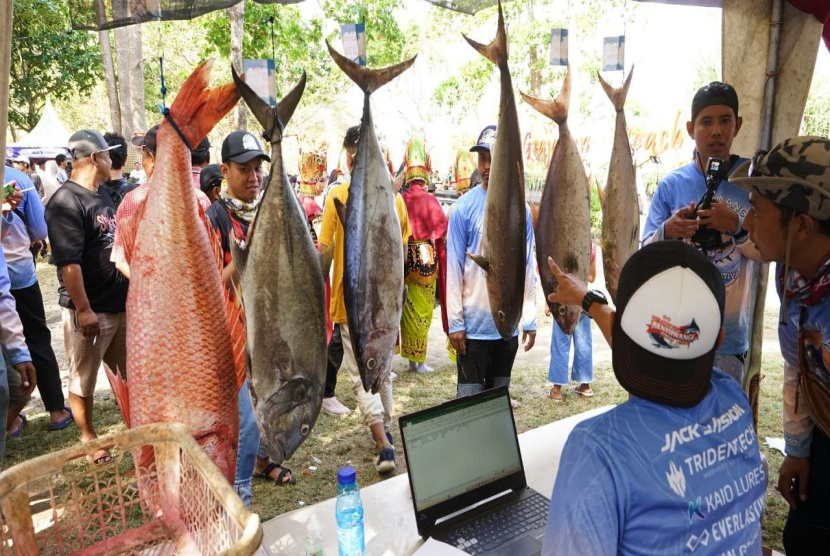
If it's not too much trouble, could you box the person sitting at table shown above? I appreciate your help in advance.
[541,241,764,555]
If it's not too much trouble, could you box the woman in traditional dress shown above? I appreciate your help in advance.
[297,150,327,243]
[399,137,448,373]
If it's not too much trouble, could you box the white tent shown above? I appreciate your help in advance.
[5,100,71,160]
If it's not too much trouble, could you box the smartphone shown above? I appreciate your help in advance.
[2,181,17,200]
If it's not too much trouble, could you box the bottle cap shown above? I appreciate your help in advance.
[337,466,357,485]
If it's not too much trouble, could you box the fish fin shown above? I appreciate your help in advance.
[104,364,130,429]
[463,0,508,69]
[230,236,249,280]
[520,64,570,125]
[333,197,347,227]
[595,180,606,208]
[467,252,490,272]
[166,60,241,149]
[326,41,416,95]
[597,66,634,112]
[320,242,335,278]
[225,280,248,392]
[232,66,306,139]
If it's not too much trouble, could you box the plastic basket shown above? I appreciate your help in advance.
[0,423,262,555]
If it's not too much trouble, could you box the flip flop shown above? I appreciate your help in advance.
[574,384,595,398]
[8,414,26,437]
[549,388,563,403]
[87,449,113,465]
[256,462,294,486]
[47,407,74,431]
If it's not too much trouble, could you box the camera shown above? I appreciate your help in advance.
[689,157,731,250]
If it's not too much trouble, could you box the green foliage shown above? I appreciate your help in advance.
[590,178,602,239]
[801,79,830,137]
[10,0,102,135]
[200,4,335,104]
[322,0,411,67]
[432,58,494,121]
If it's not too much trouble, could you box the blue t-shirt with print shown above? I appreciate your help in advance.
[642,161,755,355]
[542,369,764,556]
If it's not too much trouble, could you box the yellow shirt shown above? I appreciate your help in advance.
[319,181,411,324]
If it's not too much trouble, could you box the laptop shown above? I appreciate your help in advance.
[399,387,549,556]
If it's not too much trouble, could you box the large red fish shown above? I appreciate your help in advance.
[110,61,244,482]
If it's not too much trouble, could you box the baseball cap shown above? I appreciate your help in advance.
[11,154,29,164]
[68,129,119,160]
[200,163,224,193]
[612,241,725,408]
[691,81,739,123]
[470,125,496,153]
[221,130,270,164]
[729,136,830,221]
[131,125,160,154]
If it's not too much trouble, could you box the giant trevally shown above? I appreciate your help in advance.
[111,61,243,482]
[229,68,328,463]
[463,0,528,340]
[598,70,639,303]
[327,43,416,393]
[521,65,591,334]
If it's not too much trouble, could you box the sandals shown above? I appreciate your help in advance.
[86,449,114,465]
[48,407,75,431]
[7,414,26,437]
[574,384,595,397]
[256,462,295,486]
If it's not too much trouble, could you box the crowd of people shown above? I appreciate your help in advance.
[1,77,829,552]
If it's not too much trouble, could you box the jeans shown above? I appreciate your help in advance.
[548,313,593,385]
[234,381,268,506]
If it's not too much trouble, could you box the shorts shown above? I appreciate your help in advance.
[6,357,31,409]
[63,308,127,397]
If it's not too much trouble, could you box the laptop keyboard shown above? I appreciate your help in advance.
[443,491,549,554]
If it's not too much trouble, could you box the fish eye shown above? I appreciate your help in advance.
[367,358,377,370]
[497,310,505,321]
[301,424,310,436]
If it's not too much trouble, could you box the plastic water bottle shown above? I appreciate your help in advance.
[335,466,365,556]
[305,513,324,556]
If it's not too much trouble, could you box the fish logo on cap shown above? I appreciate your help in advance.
[646,315,701,350]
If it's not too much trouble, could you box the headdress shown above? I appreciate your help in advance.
[299,150,327,196]
[404,136,430,186]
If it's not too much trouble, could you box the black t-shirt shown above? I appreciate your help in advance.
[206,199,251,268]
[101,176,138,211]
[45,181,128,313]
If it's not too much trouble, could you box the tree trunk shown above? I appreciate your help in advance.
[526,0,541,97]
[113,25,133,139]
[128,24,146,134]
[1,0,13,184]
[99,29,122,134]
[228,0,246,130]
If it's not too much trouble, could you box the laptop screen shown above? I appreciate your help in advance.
[400,388,523,512]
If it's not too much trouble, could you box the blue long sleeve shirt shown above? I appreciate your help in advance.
[446,185,536,339]
[642,161,755,356]
[1,167,46,290]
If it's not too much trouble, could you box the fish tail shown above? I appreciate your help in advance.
[520,64,570,125]
[104,363,130,429]
[326,42,416,95]
[232,66,306,139]
[166,60,241,148]
[463,0,508,68]
[597,67,634,112]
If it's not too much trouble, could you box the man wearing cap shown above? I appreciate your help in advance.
[129,162,146,185]
[45,130,128,464]
[318,134,411,473]
[199,163,223,204]
[191,137,211,190]
[206,130,297,499]
[542,241,764,555]
[731,136,830,553]
[446,125,537,401]
[112,125,211,279]
[102,132,137,211]
[643,81,757,388]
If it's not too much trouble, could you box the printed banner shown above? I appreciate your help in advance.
[549,28,568,66]
[602,35,625,72]
[242,59,277,107]
[341,23,367,67]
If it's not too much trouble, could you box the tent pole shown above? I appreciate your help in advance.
[0,0,13,187]
[745,0,784,427]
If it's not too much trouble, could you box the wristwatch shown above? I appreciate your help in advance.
[582,290,608,314]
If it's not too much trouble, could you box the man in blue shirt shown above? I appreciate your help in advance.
[446,126,537,400]
[731,136,830,554]
[542,241,764,555]
[642,82,757,386]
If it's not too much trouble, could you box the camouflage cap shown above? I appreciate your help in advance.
[729,136,830,220]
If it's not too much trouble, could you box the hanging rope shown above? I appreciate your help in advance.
[155,12,192,151]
